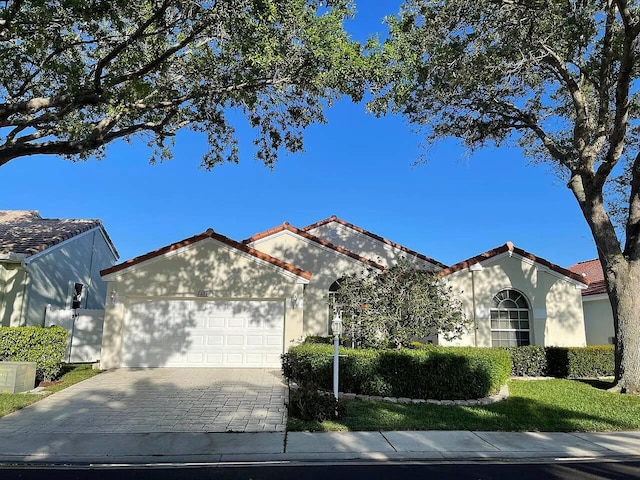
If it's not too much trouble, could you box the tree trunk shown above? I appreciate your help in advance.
[606,259,640,394]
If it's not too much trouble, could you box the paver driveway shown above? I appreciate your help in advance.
[0,368,287,434]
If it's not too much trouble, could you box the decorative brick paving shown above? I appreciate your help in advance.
[0,368,287,434]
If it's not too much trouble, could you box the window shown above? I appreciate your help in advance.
[490,289,531,347]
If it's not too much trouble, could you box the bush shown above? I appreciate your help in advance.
[303,336,334,345]
[0,326,68,381]
[505,346,547,376]
[546,345,614,378]
[283,344,511,400]
[505,345,615,378]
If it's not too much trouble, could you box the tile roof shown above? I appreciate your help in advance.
[0,209,118,258]
[243,222,386,271]
[101,228,312,280]
[568,259,607,297]
[301,215,448,269]
[438,241,589,285]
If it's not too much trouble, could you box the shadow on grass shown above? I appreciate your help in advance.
[288,379,640,433]
[576,378,615,390]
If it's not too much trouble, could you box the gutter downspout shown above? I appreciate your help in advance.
[85,230,97,309]
[469,263,484,347]
[19,259,31,327]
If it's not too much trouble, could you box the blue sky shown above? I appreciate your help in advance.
[0,2,598,268]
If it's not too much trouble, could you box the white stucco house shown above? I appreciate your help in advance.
[99,215,591,369]
[0,210,119,327]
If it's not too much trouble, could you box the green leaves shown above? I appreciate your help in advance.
[335,260,469,349]
[0,0,363,168]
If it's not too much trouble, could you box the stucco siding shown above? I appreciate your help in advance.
[24,228,116,326]
[582,297,615,345]
[0,264,28,327]
[308,223,438,270]
[249,231,372,336]
[100,238,305,368]
[442,254,586,347]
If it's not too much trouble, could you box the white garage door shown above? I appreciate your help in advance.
[122,299,285,368]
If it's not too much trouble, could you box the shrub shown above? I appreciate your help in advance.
[546,346,614,378]
[283,344,511,400]
[505,346,548,376]
[505,345,615,378]
[302,336,334,345]
[0,326,68,381]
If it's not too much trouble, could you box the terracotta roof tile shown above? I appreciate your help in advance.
[101,228,312,280]
[243,222,386,271]
[438,241,589,285]
[301,215,448,269]
[0,209,118,258]
[568,259,608,296]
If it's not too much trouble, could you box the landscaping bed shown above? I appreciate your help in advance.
[0,364,101,417]
[288,378,640,432]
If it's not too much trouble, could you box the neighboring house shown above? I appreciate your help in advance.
[0,210,119,327]
[99,215,590,369]
[568,259,615,345]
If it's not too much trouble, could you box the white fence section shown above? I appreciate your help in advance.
[45,306,104,363]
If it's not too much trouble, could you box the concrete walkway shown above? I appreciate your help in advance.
[0,430,638,464]
[0,368,287,434]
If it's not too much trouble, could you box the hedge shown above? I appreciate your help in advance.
[282,344,511,400]
[0,326,68,381]
[506,345,614,378]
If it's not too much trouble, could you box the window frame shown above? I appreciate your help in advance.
[489,289,532,347]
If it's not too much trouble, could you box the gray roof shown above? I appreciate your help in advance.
[0,210,118,258]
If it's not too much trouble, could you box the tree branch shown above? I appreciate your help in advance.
[93,0,173,93]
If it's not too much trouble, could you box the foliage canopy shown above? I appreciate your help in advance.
[0,0,364,167]
[334,261,468,349]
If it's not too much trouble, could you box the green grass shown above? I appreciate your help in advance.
[0,364,101,416]
[288,379,640,432]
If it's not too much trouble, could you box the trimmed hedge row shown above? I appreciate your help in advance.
[506,345,614,378]
[0,326,68,381]
[282,344,511,400]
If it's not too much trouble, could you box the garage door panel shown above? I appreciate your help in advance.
[123,299,284,368]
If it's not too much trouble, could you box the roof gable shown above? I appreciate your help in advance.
[439,241,589,286]
[101,228,312,281]
[243,222,386,271]
[0,209,118,259]
[302,215,447,270]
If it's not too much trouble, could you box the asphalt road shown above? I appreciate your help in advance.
[2,461,640,480]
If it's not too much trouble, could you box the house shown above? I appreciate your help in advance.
[438,242,588,348]
[0,210,119,327]
[99,216,589,369]
[568,259,615,345]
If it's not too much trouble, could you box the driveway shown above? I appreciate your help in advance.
[0,368,287,434]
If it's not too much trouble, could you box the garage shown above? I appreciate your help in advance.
[99,228,310,369]
[122,299,285,368]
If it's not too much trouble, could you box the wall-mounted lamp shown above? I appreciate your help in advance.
[110,290,117,306]
[291,292,298,309]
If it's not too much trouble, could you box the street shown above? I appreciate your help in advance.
[2,461,640,480]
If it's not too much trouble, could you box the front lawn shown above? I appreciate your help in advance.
[288,378,640,432]
[0,364,101,417]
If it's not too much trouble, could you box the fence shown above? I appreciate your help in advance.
[44,306,104,363]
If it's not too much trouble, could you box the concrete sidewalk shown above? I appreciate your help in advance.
[0,430,638,464]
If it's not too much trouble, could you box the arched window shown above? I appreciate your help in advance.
[490,289,531,346]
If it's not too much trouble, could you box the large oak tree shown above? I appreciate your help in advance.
[0,0,363,167]
[370,0,640,393]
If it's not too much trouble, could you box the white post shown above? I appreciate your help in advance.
[331,311,343,402]
[333,333,339,400]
